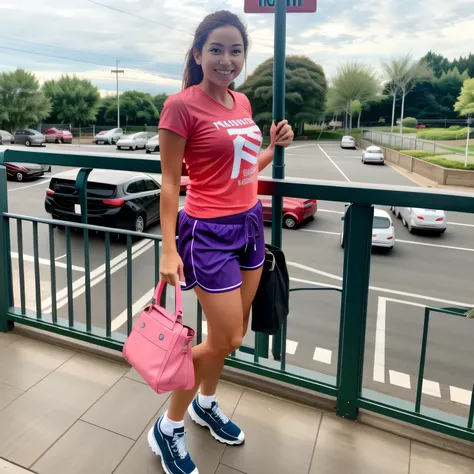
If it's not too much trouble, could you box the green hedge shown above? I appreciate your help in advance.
[399,149,434,158]
[423,156,474,170]
[417,128,468,140]
[448,125,462,131]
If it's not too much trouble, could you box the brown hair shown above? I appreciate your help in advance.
[182,10,249,90]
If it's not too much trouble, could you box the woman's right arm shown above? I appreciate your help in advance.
[158,128,187,286]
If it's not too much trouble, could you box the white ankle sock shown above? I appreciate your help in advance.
[198,393,216,409]
[160,411,184,437]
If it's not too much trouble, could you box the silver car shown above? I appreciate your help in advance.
[116,132,149,151]
[340,135,356,149]
[145,134,160,153]
[362,146,384,165]
[0,130,14,145]
[391,206,447,234]
[93,128,123,145]
[13,129,46,147]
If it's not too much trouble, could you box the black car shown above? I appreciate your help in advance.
[45,169,161,233]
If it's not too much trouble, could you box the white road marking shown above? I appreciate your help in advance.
[111,287,153,331]
[41,238,154,311]
[55,253,67,261]
[7,178,50,192]
[389,370,411,389]
[422,380,441,398]
[10,251,85,272]
[300,228,474,253]
[449,386,472,405]
[448,221,474,228]
[318,209,344,215]
[317,144,351,182]
[286,262,474,307]
[313,347,332,364]
[374,297,387,383]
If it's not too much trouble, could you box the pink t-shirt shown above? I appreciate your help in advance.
[158,85,263,219]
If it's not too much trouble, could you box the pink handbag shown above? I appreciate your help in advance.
[122,281,195,394]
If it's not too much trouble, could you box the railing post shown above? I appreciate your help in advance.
[336,203,373,420]
[0,161,12,332]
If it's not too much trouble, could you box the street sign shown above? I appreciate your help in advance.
[244,0,316,13]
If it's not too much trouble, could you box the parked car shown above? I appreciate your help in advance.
[116,132,149,151]
[5,162,44,182]
[362,145,384,165]
[340,135,356,149]
[390,206,447,234]
[13,129,45,147]
[45,169,161,233]
[0,130,14,145]
[259,196,317,229]
[145,134,160,153]
[44,128,73,144]
[93,128,123,145]
[341,206,395,251]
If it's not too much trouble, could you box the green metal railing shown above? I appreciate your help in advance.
[1,148,474,443]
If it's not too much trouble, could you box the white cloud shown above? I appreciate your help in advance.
[0,0,471,94]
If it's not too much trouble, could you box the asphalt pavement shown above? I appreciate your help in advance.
[3,140,474,418]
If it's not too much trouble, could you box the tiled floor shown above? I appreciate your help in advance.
[1,330,474,474]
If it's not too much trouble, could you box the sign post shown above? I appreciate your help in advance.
[245,0,317,360]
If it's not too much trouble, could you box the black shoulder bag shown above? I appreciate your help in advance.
[251,244,290,335]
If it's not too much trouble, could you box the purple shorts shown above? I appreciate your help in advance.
[177,201,265,293]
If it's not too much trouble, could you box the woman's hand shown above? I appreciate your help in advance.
[159,250,184,286]
[269,120,294,148]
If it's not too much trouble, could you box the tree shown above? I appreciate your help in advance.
[43,74,101,126]
[238,55,327,135]
[153,93,168,116]
[384,54,434,134]
[329,61,381,132]
[421,51,451,78]
[104,90,159,126]
[454,78,474,167]
[0,69,51,132]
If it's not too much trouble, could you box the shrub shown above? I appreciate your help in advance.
[423,157,474,170]
[448,125,461,131]
[402,117,418,128]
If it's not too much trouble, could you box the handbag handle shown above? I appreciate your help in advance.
[152,280,183,320]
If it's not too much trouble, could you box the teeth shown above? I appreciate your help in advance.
[216,70,232,75]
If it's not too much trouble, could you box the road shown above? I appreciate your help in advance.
[3,140,474,418]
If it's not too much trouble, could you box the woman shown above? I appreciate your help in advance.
[148,10,294,474]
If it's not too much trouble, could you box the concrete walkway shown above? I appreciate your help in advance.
[1,330,474,474]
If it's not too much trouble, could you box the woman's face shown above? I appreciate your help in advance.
[195,25,246,88]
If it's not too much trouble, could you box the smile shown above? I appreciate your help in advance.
[215,70,234,75]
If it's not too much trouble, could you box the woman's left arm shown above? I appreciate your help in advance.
[257,120,294,172]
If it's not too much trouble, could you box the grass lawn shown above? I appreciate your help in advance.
[440,144,474,155]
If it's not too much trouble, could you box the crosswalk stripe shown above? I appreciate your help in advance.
[449,386,472,405]
[389,370,411,389]
[313,347,332,364]
[422,379,441,398]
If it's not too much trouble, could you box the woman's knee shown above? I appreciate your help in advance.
[209,333,242,357]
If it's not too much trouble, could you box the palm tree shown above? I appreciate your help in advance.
[382,54,433,134]
[329,61,381,133]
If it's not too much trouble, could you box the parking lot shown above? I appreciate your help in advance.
[3,140,474,418]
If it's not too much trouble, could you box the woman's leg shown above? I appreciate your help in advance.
[167,286,244,422]
[199,266,263,396]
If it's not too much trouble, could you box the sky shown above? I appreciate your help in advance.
[0,0,472,97]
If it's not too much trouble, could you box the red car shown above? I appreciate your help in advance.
[6,162,44,182]
[259,196,317,228]
[44,128,73,144]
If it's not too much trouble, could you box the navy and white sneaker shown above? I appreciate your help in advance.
[148,414,198,474]
[187,395,245,445]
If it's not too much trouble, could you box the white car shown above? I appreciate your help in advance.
[116,132,149,151]
[391,206,447,234]
[145,134,160,154]
[93,128,123,145]
[340,135,356,149]
[362,145,384,165]
[341,207,395,251]
[0,130,14,145]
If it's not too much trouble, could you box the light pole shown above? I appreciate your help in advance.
[111,59,124,128]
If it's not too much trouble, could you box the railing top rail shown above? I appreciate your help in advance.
[2,149,474,213]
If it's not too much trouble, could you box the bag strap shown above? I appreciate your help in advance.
[152,280,183,321]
